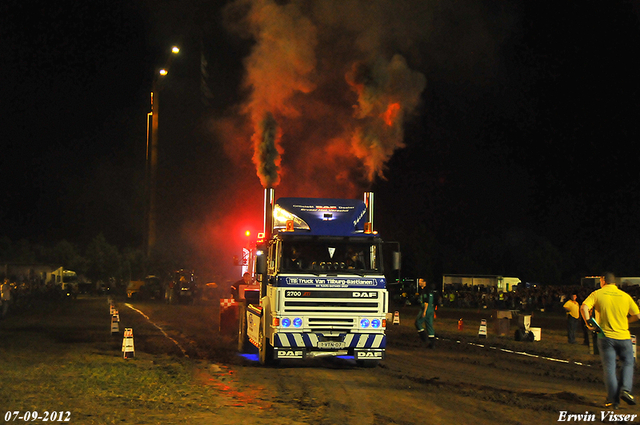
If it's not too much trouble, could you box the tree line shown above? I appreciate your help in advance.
[0,234,147,286]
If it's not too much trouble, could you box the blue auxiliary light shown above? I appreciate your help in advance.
[238,353,259,362]
[282,318,291,328]
[360,318,370,328]
[371,319,381,329]
[336,355,355,360]
[293,317,303,328]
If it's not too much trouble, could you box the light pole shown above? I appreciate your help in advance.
[145,46,180,259]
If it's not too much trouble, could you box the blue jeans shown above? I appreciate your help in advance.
[597,336,635,404]
[567,316,579,343]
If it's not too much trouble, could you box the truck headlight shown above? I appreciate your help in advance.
[371,319,381,329]
[293,317,303,328]
[282,318,291,327]
[360,318,370,328]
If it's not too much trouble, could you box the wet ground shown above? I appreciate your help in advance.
[3,296,640,424]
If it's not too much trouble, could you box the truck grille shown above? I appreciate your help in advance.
[280,289,384,331]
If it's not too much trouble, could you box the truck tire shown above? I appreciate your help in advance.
[515,329,523,341]
[356,360,379,368]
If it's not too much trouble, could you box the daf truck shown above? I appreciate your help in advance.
[238,190,389,367]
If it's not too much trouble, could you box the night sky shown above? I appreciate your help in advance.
[2,1,640,283]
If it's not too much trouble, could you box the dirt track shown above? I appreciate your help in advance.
[4,296,640,424]
[117,298,640,425]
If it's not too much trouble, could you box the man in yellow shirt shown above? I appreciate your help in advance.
[581,273,640,409]
[563,293,580,344]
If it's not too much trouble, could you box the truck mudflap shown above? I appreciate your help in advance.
[274,348,306,359]
[353,349,385,360]
[273,332,386,349]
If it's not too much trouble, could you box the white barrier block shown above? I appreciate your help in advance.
[530,327,541,341]
[110,314,119,334]
[478,319,487,338]
[122,328,135,358]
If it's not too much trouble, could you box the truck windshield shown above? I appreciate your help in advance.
[280,239,381,273]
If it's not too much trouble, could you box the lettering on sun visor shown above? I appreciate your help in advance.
[284,277,382,287]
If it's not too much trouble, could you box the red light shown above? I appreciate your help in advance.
[245,230,251,237]
[364,222,372,234]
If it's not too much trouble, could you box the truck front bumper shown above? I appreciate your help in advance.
[273,347,384,360]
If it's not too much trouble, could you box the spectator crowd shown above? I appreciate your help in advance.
[0,275,86,320]
[441,283,640,314]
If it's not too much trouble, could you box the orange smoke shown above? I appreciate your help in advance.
[382,103,401,127]
[222,0,426,193]
[345,55,426,181]
[238,0,317,188]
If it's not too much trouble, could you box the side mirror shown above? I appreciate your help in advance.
[256,250,266,276]
[393,251,401,271]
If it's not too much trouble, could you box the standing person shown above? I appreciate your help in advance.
[581,272,640,408]
[579,293,591,346]
[1,278,11,318]
[231,272,252,301]
[415,278,436,348]
[563,293,580,344]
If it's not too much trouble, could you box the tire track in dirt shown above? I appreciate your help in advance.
[124,300,627,424]
[273,365,376,425]
[383,339,605,416]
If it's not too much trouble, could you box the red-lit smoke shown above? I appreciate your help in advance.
[346,55,426,181]
[222,0,427,195]
[189,0,508,283]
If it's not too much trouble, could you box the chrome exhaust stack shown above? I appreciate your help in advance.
[263,188,275,241]
[364,192,374,233]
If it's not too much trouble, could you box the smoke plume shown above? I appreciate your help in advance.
[189,0,513,283]
[253,112,282,187]
[346,54,426,180]
[222,0,427,195]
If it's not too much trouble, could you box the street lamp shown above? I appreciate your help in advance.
[145,45,180,258]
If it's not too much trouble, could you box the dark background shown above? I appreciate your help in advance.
[2,1,639,285]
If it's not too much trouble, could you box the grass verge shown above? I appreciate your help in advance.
[0,297,229,424]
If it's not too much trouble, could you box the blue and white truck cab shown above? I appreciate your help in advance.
[239,191,389,366]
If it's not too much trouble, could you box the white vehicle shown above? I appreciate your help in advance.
[48,268,78,290]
